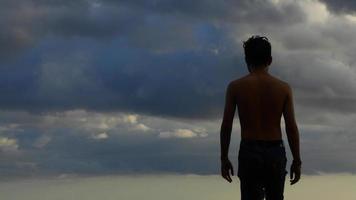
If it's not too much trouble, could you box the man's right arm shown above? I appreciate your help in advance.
[282,83,301,185]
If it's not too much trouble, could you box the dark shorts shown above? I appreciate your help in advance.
[237,139,288,200]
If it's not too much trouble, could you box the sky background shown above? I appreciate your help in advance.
[1,0,356,180]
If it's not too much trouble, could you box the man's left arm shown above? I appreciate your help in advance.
[220,82,236,183]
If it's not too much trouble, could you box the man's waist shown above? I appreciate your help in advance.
[240,138,284,148]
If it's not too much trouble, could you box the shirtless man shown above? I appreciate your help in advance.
[220,36,301,200]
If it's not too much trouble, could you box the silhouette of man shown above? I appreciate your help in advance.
[220,35,301,200]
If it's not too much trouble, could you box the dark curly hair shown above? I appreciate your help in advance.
[243,35,272,68]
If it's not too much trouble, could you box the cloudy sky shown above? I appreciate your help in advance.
[0,0,356,179]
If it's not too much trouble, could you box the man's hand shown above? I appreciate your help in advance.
[290,160,301,185]
[221,158,234,183]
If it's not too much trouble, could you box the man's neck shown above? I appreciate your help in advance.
[249,66,269,75]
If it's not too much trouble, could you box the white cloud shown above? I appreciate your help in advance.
[33,135,51,148]
[159,128,208,138]
[123,114,138,124]
[0,137,19,152]
[17,110,153,134]
[345,14,356,23]
[132,123,151,132]
[299,0,329,24]
[91,132,109,140]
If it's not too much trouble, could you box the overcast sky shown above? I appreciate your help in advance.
[0,0,356,178]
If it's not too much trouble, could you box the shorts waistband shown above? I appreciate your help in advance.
[240,139,284,147]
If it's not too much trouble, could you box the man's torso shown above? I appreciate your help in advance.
[230,72,289,140]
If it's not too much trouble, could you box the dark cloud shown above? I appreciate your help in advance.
[0,35,243,118]
[0,0,309,119]
[320,0,356,13]
[0,0,306,56]
[0,0,245,119]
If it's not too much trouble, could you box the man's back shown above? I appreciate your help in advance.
[231,71,289,140]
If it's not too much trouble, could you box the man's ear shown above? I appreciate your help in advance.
[245,57,252,72]
[247,65,252,73]
[268,56,272,66]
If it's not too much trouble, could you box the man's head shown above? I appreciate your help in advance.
[243,35,272,69]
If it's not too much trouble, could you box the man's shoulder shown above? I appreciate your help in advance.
[226,77,244,91]
[270,75,290,87]
[228,75,250,85]
[228,74,291,93]
[229,74,284,85]
[269,76,292,96]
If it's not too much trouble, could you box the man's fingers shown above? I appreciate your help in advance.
[289,163,302,185]
[227,165,234,182]
[221,161,234,183]
[290,170,301,185]
[221,169,232,183]
[226,173,232,182]
[224,170,232,182]
[222,173,232,183]
[290,176,300,185]
[290,170,294,180]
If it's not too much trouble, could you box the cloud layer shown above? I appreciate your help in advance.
[0,0,356,177]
